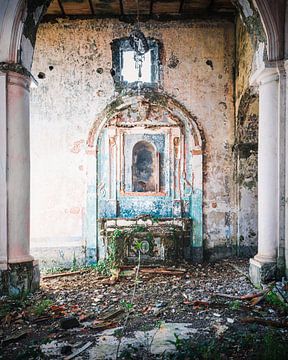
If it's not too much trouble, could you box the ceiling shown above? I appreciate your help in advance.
[44,0,236,20]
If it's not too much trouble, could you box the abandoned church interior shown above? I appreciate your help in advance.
[0,0,288,358]
[1,0,287,288]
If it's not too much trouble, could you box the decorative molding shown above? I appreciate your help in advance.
[9,0,25,63]
[0,0,26,63]
[254,0,285,61]
[250,63,279,86]
[0,61,31,77]
[7,71,31,91]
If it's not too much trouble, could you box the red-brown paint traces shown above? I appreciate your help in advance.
[71,140,85,153]
[70,207,81,214]
[192,149,202,155]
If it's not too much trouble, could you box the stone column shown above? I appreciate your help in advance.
[285,60,288,279]
[249,66,279,285]
[0,70,39,295]
[0,72,8,271]
[277,61,287,275]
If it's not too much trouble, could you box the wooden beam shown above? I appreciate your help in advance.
[57,0,65,16]
[119,0,124,16]
[150,0,154,15]
[207,0,214,11]
[42,12,236,23]
[179,0,185,14]
[88,0,95,15]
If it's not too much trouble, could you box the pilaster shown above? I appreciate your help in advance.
[277,60,287,275]
[0,68,39,295]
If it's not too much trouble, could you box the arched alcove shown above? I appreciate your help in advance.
[86,91,204,264]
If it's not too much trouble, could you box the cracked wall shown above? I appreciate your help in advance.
[30,18,236,267]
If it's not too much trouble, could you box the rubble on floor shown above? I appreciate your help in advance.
[0,260,287,359]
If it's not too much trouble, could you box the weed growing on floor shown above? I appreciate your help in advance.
[229,299,241,310]
[71,251,78,271]
[95,229,122,276]
[15,346,46,360]
[115,239,142,359]
[0,292,30,318]
[33,299,53,316]
[265,291,288,313]
[258,331,287,360]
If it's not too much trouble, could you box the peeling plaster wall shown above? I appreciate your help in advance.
[235,17,254,114]
[30,18,236,267]
[235,16,258,256]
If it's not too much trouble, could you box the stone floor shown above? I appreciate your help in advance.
[0,259,287,359]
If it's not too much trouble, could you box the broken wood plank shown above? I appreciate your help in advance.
[33,315,52,324]
[64,341,93,360]
[240,317,288,328]
[42,270,89,280]
[100,308,125,321]
[213,291,266,300]
[3,330,29,344]
[140,267,186,276]
[183,300,209,308]
[249,289,271,306]
[90,320,118,331]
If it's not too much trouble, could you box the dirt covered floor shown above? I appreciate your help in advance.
[0,260,287,359]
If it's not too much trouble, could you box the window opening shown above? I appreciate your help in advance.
[122,49,152,83]
[111,38,160,90]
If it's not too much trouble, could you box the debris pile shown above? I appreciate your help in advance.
[0,260,287,359]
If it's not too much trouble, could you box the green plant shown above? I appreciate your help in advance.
[33,299,53,316]
[16,346,46,360]
[115,235,142,359]
[0,292,30,318]
[71,251,78,271]
[165,336,221,360]
[95,229,122,276]
[168,333,185,352]
[265,291,288,313]
[120,299,134,311]
[229,299,241,310]
[257,331,287,360]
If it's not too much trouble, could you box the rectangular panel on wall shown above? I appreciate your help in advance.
[46,0,63,14]
[182,0,211,13]
[91,0,121,16]
[122,0,150,14]
[153,0,180,14]
[61,0,91,14]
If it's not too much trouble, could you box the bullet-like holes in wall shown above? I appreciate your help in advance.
[38,72,46,79]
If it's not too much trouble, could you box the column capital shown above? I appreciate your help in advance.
[0,62,31,77]
[0,63,37,89]
[250,64,279,86]
[7,71,31,91]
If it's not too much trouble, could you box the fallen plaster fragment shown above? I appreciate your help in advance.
[88,323,197,359]
[65,341,93,360]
